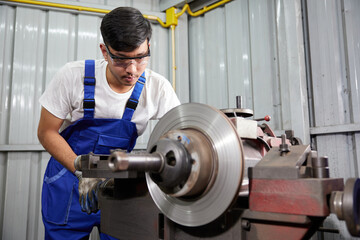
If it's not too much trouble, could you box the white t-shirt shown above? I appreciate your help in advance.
[39,59,180,135]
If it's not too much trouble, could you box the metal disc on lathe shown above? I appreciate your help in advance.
[146,103,244,227]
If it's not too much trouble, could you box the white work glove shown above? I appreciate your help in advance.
[78,177,105,214]
[74,155,114,214]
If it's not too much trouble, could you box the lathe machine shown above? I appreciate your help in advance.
[78,101,360,240]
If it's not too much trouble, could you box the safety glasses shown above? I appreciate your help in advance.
[104,44,150,68]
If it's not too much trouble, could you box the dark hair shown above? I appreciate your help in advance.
[100,7,152,52]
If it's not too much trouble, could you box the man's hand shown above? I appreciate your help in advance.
[78,176,113,214]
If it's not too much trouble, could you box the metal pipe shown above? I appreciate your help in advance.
[5,0,110,13]
[0,0,105,16]
[143,14,168,28]
[108,151,164,172]
[4,0,167,23]
[171,24,176,91]
[175,0,233,18]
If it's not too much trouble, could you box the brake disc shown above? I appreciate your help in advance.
[146,103,244,226]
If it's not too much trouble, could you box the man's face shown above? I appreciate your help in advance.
[101,40,149,89]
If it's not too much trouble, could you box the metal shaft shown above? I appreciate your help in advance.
[236,96,243,109]
[108,151,164,172]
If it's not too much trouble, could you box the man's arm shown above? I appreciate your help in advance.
[37,107,77,173]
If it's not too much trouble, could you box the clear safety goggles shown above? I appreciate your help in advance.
[104,44,150,68]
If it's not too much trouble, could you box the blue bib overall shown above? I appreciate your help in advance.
[41,60,145,240]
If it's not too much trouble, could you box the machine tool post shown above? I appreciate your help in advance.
[108,151,164,172]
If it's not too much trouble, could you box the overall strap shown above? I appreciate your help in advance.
[83,60,96,119]
[122,72,146,121]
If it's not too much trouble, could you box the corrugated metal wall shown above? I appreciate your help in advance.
[189,0,310,144]
[306,0,360,239]
[0,0,359,239]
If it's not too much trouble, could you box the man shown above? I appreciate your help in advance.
[37,7,180,239]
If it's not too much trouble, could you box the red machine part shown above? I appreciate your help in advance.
[249,178,344,216]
